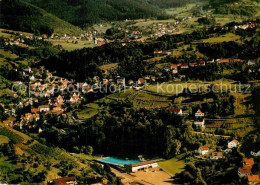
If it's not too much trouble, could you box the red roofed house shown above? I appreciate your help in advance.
[210,152,223,160]
[230,59,244,63]
[248,175,260,185]
[56,95,64,104]
[31,108,40,113]
[228,139,240,148]
[198,145,209,155]
[3,117,16,127]
[154,50,163,54]
[189,62,197,67]
[238,167,251,177]
[171,64,178,74]
[198,61,206,66]
[169,108,183,115]
[137,78,145,85]
[217,59,230,63]
[243,158,254,168]
[53,176,77,185]
[98,41,106,46]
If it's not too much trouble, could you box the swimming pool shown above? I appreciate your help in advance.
[98,157,141,166]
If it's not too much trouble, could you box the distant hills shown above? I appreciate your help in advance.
[0,0,83,35]
[24,0,165,28]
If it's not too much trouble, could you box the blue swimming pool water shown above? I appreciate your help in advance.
[98,157,141,166]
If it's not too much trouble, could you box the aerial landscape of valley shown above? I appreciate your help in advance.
[0,0,259,184]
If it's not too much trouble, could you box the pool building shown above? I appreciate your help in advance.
[97,157,158,172]
[125,161,158,172]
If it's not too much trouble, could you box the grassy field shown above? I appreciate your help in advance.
[47,39,95,51]
[201,33,242,44]
[99,63,118,71]
[0,135,10,144]
[71,153,101,160]
[158,157,185,176]
[77,107,99,119]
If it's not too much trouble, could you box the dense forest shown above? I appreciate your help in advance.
[37,101,199,158]
[24,0,164,27]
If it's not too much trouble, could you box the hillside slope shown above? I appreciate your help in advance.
[24,0,164,28]
[0,0,83,35]
[0,125,119,184]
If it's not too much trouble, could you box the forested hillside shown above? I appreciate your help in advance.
[24,0,164,28]
[208,0,259,17]
[148,0,199,8]
[0,0,82,35]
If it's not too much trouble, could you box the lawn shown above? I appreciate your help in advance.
[158,158,185,176]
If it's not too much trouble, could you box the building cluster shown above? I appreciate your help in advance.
[238,158,260,184]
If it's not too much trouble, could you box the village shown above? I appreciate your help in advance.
[0,8,259,184]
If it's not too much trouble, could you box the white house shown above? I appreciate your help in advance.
[228,139,239,149]
[251,150,260,157]
[198,145,209,155]
[195,109,204,117]
[194,118,205,128]
[126,161,158,172]
[30,75,35,81]
[39,105,50,112]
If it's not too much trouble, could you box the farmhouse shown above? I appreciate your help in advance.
[198,145,209,155]
[125,161,158,172]
[228,139,239,148]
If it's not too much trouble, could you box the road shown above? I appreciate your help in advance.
[111,167,153,185]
